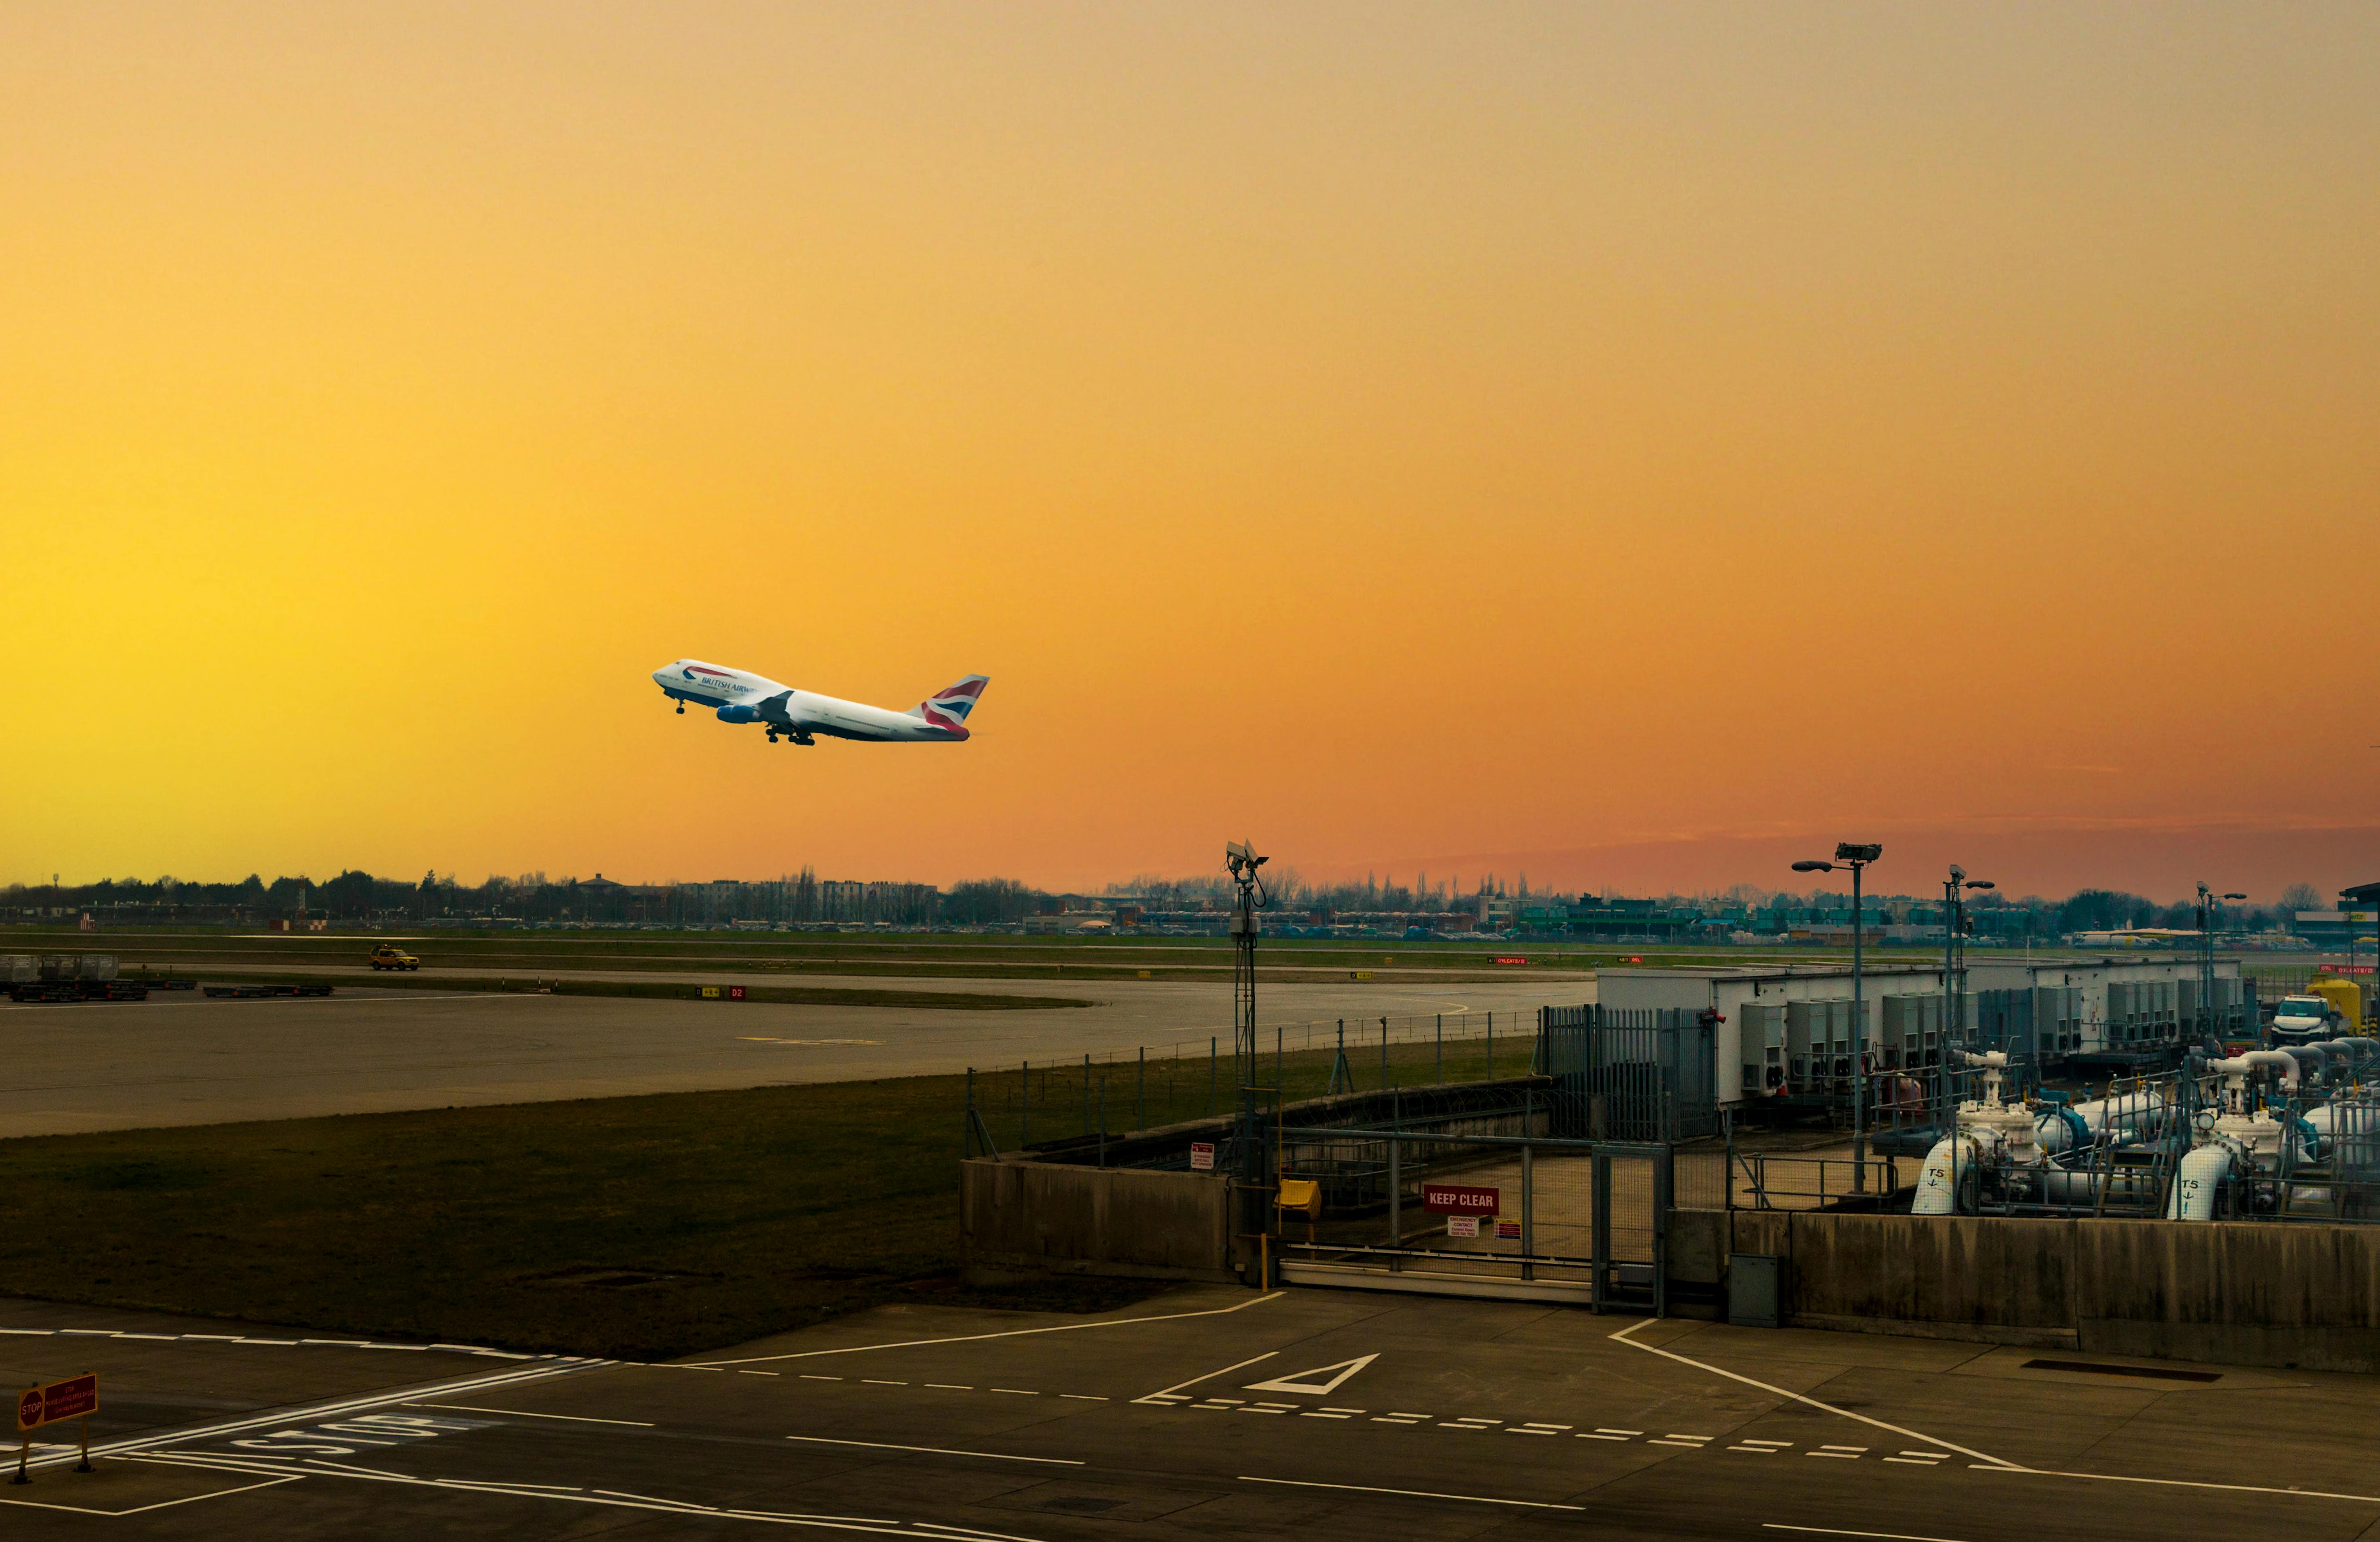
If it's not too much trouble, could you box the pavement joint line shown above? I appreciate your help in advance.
[785,1435,1082,1465]
[22,1356,608,1471]
[1240,1475,1587,1510]
[692,1289,1286,1367]
[1609,1318,2023,1471]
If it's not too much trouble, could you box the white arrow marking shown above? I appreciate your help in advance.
[1243,1354,1379,1397]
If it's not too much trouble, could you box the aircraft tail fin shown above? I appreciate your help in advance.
[910,674,989,735]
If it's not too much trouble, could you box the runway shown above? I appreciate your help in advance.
[0,977,1582,1137]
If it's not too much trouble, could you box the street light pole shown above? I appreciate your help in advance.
[1795,843,1882,1191]
[2196,883,2247,1048]
[1852,856,1865,1183]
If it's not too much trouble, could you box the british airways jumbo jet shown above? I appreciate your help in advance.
[652,659,988,745]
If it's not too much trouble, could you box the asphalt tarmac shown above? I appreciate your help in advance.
[4,1286,2366,1541]
[0,977,1575,1137]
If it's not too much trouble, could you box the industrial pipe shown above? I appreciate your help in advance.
[2165,1143,2237,1221]
[2207,1050,2300,1099]
[1913,1134,1987,1215]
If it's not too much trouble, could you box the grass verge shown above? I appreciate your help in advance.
[0,1072,1152,1361]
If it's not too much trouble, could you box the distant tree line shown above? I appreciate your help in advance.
[0,868,2341,934]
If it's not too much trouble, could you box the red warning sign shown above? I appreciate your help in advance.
[1423,1184,1500,1214]
[16,1373,97,1431]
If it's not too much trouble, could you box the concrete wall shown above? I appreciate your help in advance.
[1720,1209,2380,1370]
[962,1158,1237,1287]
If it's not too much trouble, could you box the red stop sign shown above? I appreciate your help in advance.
[16,1388,40,1431]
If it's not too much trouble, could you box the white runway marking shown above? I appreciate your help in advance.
[784,1435,1081,1466]
[1240,1475,1584,1510]
[1244,1353,1378,1397]
[1134,1350,1279,1404]
[0,1472,305,1517]
[407,1403,653,1427]
[21,1357,607,1473]
[1764,1527,1970,1542]
[694,1291,1285,1368]
[1608,1319,2019,1470]
[136,1450,1054,1537]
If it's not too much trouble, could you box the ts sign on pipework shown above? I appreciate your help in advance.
[1423,1184,1499,1214]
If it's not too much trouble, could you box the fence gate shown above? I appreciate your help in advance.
[1272,1126,1677,1313]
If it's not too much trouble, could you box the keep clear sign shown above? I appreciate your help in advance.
[1189,1142,1215,1171]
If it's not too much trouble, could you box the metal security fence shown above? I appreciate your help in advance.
[1541,1005,1719,1142]
[1273,1123,1716,1313]
[964,1005,1570,1157]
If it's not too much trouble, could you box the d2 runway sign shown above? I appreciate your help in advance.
[1422,1184,1499,1214]
[16,1373,98,1431]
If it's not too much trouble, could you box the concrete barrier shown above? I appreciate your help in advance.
[1721,1209,2380,1371]
[962,1157,1237,1287]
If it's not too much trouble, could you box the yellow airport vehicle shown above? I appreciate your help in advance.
[2308,974,2363,1032]
[369,944,421,972]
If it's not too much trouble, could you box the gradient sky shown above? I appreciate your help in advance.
[6,4,2376,903]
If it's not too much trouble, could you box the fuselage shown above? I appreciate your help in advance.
[651,659,978,743]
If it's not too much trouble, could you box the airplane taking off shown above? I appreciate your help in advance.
[651,658,988,745]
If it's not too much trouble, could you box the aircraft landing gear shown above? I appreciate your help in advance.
[674,703,684,715]
[765,731,778,743]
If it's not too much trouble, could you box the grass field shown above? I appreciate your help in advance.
[0,1033,1542,1360]
[113,968,1095,1011]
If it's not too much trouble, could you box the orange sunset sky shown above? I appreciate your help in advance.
[5,4,2376,903]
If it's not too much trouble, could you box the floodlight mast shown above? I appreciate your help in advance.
[1226,840,1272,1281]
